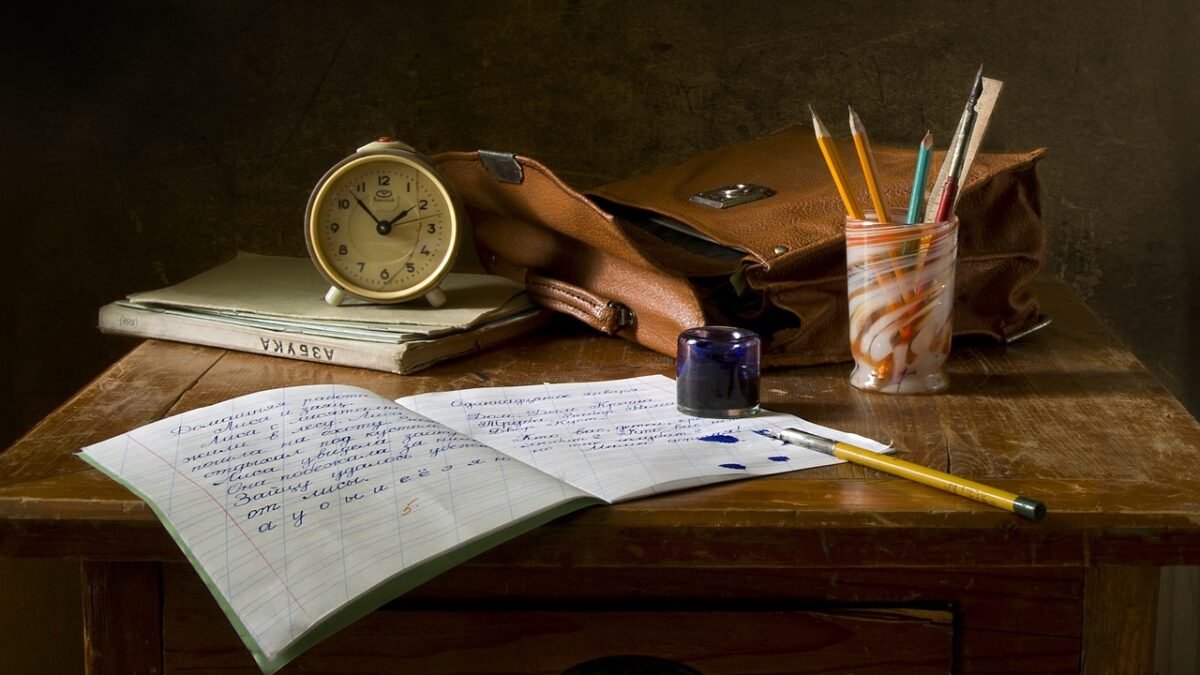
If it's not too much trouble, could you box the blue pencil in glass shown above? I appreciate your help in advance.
[906,131,933,224]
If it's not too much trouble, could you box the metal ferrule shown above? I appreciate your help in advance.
[774,428,837,456]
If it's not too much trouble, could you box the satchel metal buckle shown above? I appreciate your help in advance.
[689,183,775,209]
[608,301,636,332]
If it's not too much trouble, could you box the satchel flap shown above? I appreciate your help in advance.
[434,151,666,273]
[434,150,709,356]
[587,124,1045,269]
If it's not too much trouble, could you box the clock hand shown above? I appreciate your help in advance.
[388,210,444,228]
[374,203,436,235]
[349,193,392,234]
[383,203,417,227]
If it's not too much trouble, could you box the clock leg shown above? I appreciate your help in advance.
[324,286,346,306]
[425,287,447,308]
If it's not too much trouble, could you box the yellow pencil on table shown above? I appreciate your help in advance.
[848,105,890,223]
[758,427,1047,521]
[810,105,864,220]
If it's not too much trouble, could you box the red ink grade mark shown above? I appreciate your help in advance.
[401,498,419,516]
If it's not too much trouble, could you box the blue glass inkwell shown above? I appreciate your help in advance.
[676,326,761,418]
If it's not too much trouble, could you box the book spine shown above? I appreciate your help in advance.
[98,305,405,373]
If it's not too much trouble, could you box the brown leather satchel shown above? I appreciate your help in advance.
[434,125,1046,366]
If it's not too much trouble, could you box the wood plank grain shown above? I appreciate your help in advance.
[0,341,223,488]
[4,280,1193,675]
[7,279,1200,530]
[162,563,953,675]
[404,565,1085,638]
[82,561,162,675]
[160,562,1091,674]
[5,476,1200,565]
[1081,566,1159,674]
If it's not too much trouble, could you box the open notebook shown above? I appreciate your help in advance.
[79,374,889,673]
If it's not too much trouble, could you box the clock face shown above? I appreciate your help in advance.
[307,152,458,302]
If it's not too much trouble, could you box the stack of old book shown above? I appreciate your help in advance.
[98,252,549,374]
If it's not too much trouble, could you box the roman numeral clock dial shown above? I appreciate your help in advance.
[305,139,462,307]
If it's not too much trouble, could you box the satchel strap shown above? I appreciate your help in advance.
[525,272,635,335]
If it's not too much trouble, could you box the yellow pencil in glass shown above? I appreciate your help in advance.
[810,106,864,220]
[760,427,1047,521]
[848,106,890,224]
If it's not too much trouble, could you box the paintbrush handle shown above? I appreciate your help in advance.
[933,176,958,222]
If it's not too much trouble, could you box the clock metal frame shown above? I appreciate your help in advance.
[304,146,462,306]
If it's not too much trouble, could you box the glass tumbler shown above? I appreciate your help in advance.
[845,211,958,394]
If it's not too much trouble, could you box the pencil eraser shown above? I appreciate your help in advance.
[676,326,761,418]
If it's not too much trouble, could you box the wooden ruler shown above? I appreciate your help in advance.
[924,76,1004,222]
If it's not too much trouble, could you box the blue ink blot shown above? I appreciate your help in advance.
[753,429,774,438]
[719,463,747,470]
[700,433,739,444]
[768,456,790,462]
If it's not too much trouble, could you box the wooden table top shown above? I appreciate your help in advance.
[3,279,1199,570]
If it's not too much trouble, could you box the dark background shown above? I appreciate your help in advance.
[0,3,1198,671]
[3,2,1198,448]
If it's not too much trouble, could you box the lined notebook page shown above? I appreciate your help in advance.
[399,374,889,503]
[79,384,593,674]
[80,375,890,673]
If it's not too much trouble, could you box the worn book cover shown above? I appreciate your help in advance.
[98,252,550,373]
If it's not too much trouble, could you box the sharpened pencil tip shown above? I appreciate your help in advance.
[847,105,863,134]
[921,130,933,147]
[809,105,829,137]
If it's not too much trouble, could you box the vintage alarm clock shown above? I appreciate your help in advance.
[304,138,462,307]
